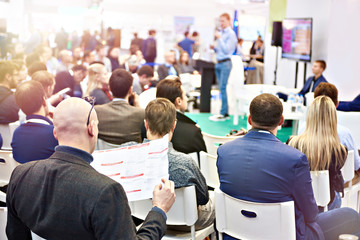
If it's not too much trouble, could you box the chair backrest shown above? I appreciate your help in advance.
[0,207,7,240]
[310,170,331,207]
[215,188,296,240]
[139,87,156,109]
[0,150,18,186]
[201,132,239,156]
[337,111,360,149]
[96,139,122,150]
[0,122,20,150]
[341,150,355,184]
[129,185,197,226]
[199,151,219,188]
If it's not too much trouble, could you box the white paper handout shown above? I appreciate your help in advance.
[91,135,169,201]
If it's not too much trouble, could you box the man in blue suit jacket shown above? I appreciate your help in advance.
[277,60,328,102]
[337,93,360,111]
[299,60,328,96]
[217,93,360,240]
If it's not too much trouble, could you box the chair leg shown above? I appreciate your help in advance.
[191,225,195,240]
[218,232,223,240]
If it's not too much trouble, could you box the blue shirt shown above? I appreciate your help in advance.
[178,37,195,57]
[165,63,177,76]
[11,115,58,164]
[214,26,237,61]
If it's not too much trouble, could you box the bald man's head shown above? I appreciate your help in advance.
[53,98,98,153]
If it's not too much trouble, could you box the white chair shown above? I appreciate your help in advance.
[31,231,46,240]
[199,151,219,188]
[0,150,19,187]
[139,87,157,109]
[0,207,7,240]
[129,185,214,240]
[310,170,331,211]
[95,139,122,150]
[188,152,199,167]
[214,188,296,240]
[201,132,239,156]
[341,150,355,187]
[337,111,360,149]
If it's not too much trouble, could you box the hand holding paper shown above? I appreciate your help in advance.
[152,178,176,213]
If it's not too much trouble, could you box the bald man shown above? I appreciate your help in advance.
[157,50,180,81]
[6,97,175,240]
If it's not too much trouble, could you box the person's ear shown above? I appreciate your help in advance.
[144,119,149,131]
[42,97,47,107]
[175,97,181,107]
[88,120,96,137]
[248,115,252,126]
[172,120,177,132]
[53,128,58,140]
[278,115,284,126]
[128,86,133,95]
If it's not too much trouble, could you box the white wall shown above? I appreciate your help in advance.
[326,0,360,100]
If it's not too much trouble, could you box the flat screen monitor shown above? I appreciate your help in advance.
[281,18,312,62]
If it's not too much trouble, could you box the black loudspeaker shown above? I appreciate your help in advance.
[271,21,282,47]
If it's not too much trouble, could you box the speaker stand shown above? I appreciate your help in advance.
[273,47,279,85]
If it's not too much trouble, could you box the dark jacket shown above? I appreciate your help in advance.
[0,86,19,124]
[6,146,167,240]
[171,111,207,154]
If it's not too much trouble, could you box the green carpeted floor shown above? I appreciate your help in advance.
[185,113,292,143]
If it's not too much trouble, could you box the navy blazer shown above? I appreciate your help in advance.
[217,130,324,240]
[299,75,327,96]
[337,94,360,111]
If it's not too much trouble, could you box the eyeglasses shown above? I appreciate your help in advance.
[82,96,96,125]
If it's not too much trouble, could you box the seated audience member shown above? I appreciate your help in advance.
[11,60,27,84]
[82,50,96,67]
[123,98,214,230]
[107,47,121,71]
[289,96,347,211]
[56,49,73,74]
[11,81,58,164]
[337,93,360,112]
[54,64,87,98]
[312,83,360,172]
[86,63,112,105]
[72,46,83,65]
[95,44,112,73]
[28,61,47,77]
[132,65,154,95]
[6,97,175,239]
[178,51,197,74]
[31,70,63,107]
[25,52,41,68]
[278,60,328,101]
[36,45,58,74]
[157,50,179,81]
[156,78,206,154]
[217,93,360,239]
[0,61,19,124]
[95,69,144,144]
[236,38,246,61]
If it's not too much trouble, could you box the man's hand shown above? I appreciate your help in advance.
[152,179,176,213]
[214,31,221,39]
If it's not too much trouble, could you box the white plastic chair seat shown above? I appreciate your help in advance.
[0,207,7,240]
[199,151,219,188]
[310,170,331,209]
[215,188,296,240]
[0,122,19,150]
[201,132,239,156]
[129,186,214,240]
[0,150,19,187]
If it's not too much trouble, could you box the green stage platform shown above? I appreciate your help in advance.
[185,113,292,143]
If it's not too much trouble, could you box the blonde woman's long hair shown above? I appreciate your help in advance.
[86,63,106,96]
[288,95,347,170]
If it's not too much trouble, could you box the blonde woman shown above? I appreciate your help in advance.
[288,95,347,211]
[86,63,112,105]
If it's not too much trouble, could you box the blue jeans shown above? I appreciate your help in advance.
[317,207,360,240]
[215,60,232,115]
